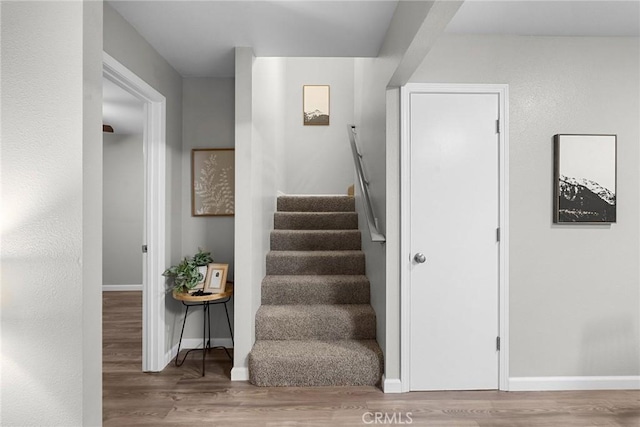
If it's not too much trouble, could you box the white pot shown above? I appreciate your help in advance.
[197,265,208,285]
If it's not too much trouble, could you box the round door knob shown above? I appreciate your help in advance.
[414,253,426,264]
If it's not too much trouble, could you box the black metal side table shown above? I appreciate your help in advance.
[172,283,233,376]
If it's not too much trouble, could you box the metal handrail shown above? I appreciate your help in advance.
[347,125,385,243]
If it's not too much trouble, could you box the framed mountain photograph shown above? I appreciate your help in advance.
[303,85,330,125]
[554,134,617,223]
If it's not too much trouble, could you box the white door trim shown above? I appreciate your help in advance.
[400,83,510,392]
[103,52,167,372]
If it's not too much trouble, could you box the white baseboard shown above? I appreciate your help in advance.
[165,338,234,365]
[282,194,348,197]
[231,367,249,381]
[103,284,143,291]
[509,376,640,391]
[382,375,403,393]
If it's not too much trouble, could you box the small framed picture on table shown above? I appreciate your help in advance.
[204,263,229,294]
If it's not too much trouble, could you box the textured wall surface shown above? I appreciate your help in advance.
[411,34,640,377]
[1,1,102,424]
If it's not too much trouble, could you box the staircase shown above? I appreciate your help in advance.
[248,195,383,387]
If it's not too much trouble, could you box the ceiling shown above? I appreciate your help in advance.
[103,77,144,135]
[108,0,639,78]
[108,0,399,77]
[446,0,640,37]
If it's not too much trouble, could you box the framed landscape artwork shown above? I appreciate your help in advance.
[554,134,617,224]
[303,85,330,126]
[192,148,235,216]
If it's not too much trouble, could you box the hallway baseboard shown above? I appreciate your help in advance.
[231,367,249,381]
[382,376,403,393]
[509,376,640,391]
[103,284,143,291]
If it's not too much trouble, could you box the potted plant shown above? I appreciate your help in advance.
[193,248,213,285]
[163,249,214,294]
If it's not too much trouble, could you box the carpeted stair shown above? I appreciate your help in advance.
[249,195,383,387]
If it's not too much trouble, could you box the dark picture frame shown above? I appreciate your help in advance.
[553,134,617,224]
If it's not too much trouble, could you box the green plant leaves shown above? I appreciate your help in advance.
[162,249,214,293]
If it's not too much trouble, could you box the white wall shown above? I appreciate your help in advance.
[255,58,287,195]
[233,47,259,380]
[248,57,355,195]
[179,78,236,341]
[103,133,144,286]
[1,1,103,424]
[411,34,640,378]
[104,2,184,355]
[281,58,354,195]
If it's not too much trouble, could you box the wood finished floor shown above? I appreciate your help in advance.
[104,291,639,426]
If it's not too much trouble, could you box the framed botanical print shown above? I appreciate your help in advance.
[192,148,235,216]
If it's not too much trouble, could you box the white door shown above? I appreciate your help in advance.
[409,92,500,391]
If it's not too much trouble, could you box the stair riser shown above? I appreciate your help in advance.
[256,309,376,340]
[270,231,361,251]
[278,196,355,212]
[262,282,370,305]
[274,213,358,230]
[266,253,365,275]
[249,356,382,387]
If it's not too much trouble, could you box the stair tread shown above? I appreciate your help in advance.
[268,250,364,256]
[278,195,355,212]
[256,305,376,340]
[263,275,369,284]
[274,212,358,230]
[271,230,361,251]
[271,229,361,235]
[266,251,365,276]
[262,275,370,305]
[258,304,374,315]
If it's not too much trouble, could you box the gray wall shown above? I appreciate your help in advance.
[103,133,144,286]
[104,2,184,355]
[411,34,640,377]
[180,77,236,341]
[1,1,103,424]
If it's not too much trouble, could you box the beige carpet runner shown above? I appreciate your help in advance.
[248,195,383,386]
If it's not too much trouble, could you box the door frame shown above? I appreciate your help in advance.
[399,83,510,392]
[103,52,167,372]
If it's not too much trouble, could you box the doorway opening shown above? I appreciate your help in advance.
[103,52,167,371]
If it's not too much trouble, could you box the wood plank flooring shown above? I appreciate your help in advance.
[103,291,639,426]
